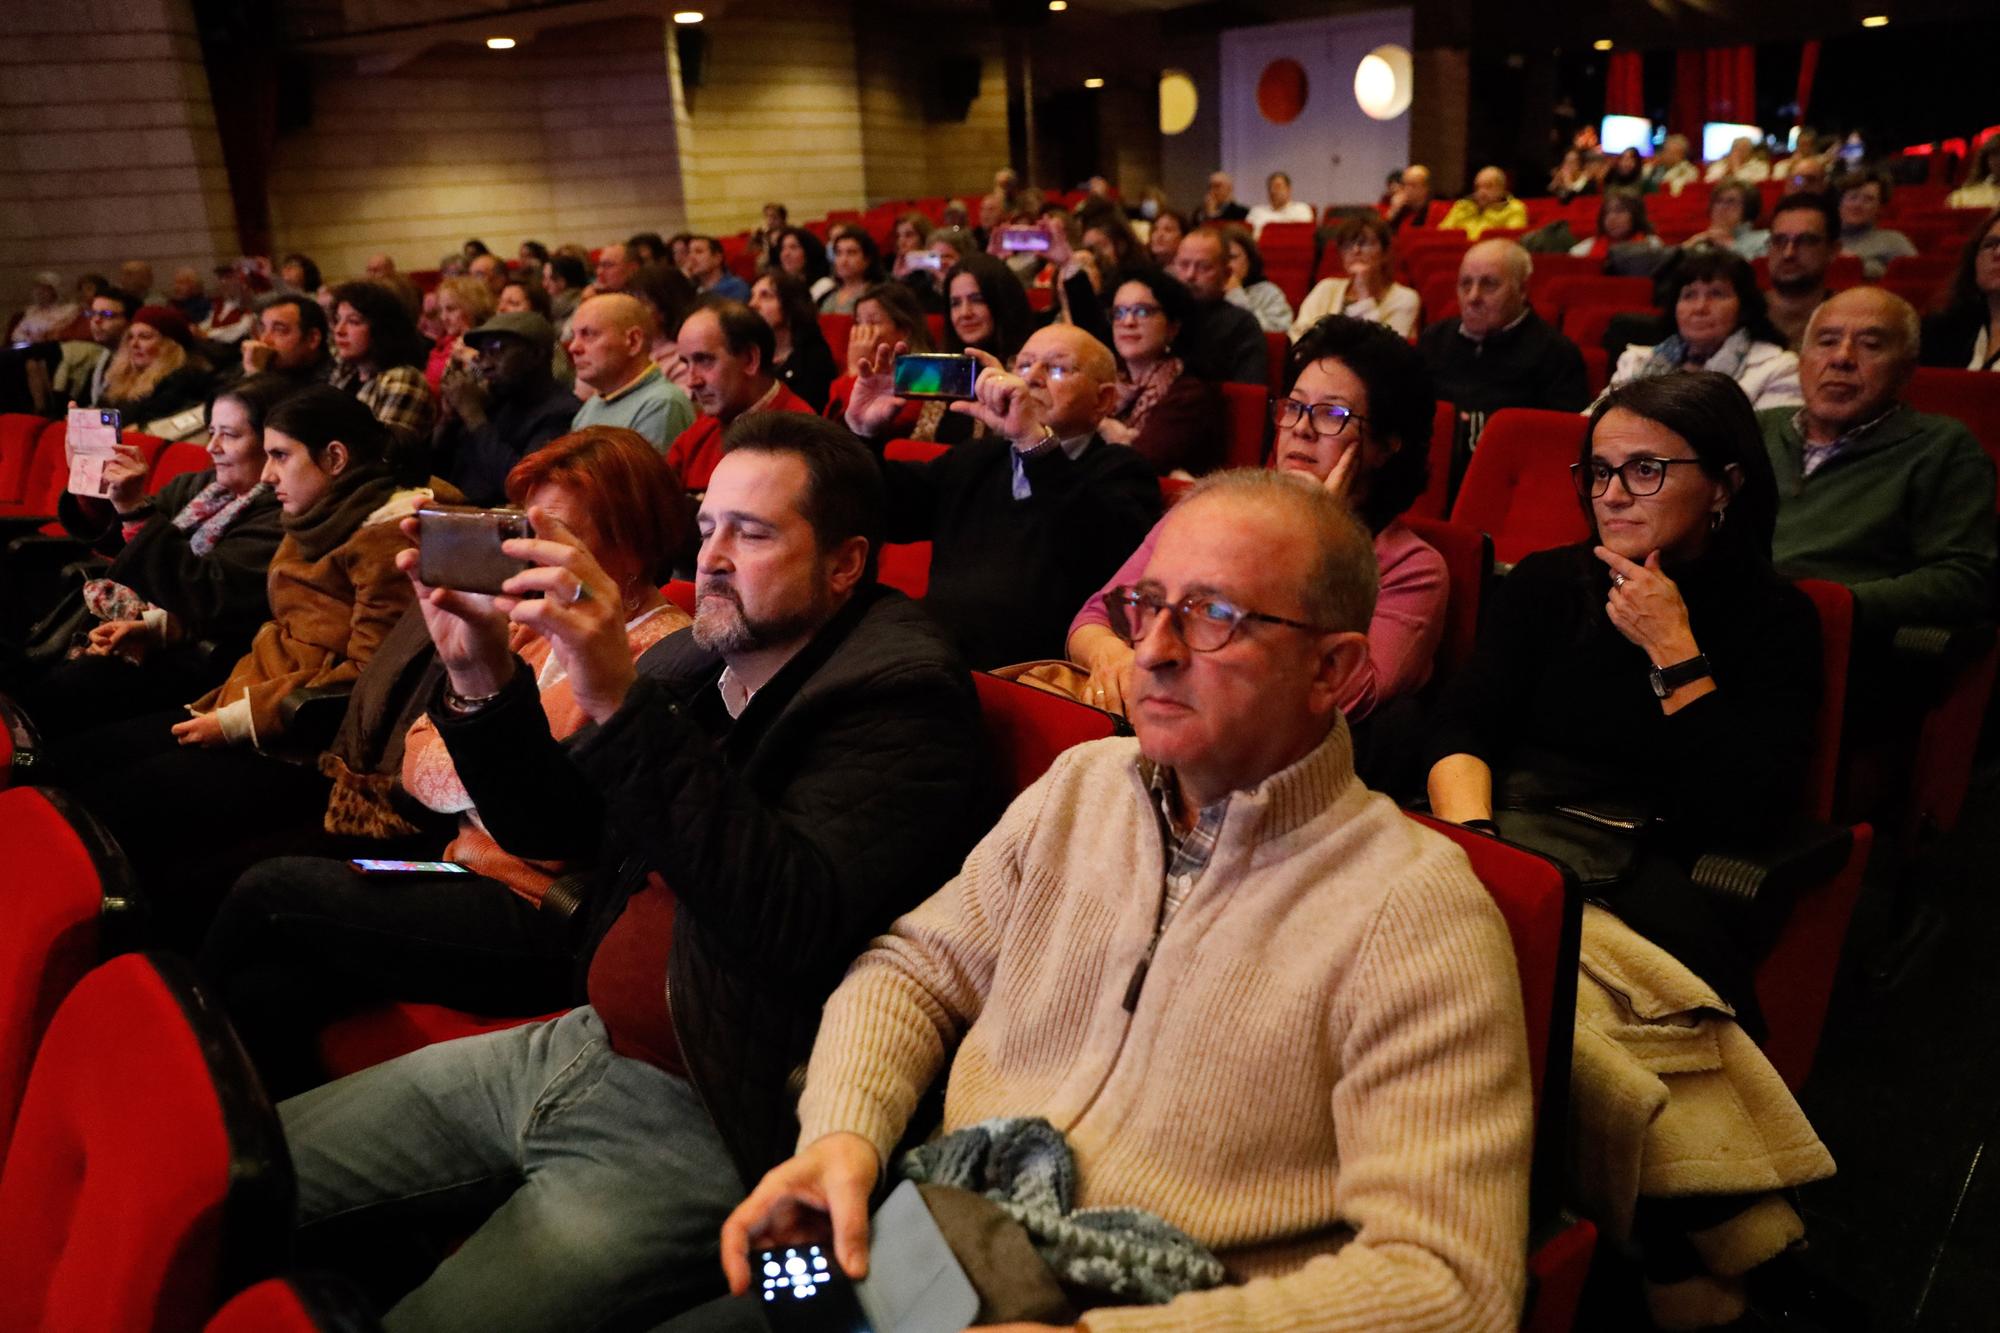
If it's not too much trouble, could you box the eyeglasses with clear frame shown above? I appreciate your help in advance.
[1571,456,1706,498]
[1104,585,1333,652]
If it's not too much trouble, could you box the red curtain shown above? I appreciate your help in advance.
[1605,52,1644,117]
[1794,40,1820,128]
[1671,45,1757,136]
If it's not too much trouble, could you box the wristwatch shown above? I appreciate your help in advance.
[1649,653,1712,698]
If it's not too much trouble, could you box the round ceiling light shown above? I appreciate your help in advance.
[1354,44,1413,121]
[1159,70,1198,136]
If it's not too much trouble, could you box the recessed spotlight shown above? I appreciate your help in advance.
[1083,77,1104,89]
[485,36,516,49]
[1048,0,1067,9]
[1860,14,1888,25]
[673,9,705,23]
[1592,38,1612,51]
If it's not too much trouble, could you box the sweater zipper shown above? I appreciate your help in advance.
[1121,879,1175,1012]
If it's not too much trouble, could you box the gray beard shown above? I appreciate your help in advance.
[691,585,829,657]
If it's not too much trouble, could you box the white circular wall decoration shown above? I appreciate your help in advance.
[1159,70,1198,136]
[1354,44,1413,121]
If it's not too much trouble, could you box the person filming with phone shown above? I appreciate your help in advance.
[844,323,1162,667]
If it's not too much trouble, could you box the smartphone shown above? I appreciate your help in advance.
[417,505,533,595]
[757,1241,871,1332]
[892,353,978,401]
[904,252,942,272]
[349,859,472,875]
[997,226,1050,253]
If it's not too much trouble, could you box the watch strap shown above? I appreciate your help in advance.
[1650,653,1712,697]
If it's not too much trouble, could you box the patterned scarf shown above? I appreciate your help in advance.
[1116,357,1185,433]
[173,479,271,556]
[1641,326,1754,382]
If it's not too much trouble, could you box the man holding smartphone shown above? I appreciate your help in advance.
[278,412,994,1333]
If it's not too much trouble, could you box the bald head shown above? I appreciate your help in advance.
[1800,287,1920,436]
[565,292,652,392]
[1472,167,1509,208]
[365,253,396,279]
[1015,323,1118,437]
[1457,240,1531,338]
[1173,230,1229,302]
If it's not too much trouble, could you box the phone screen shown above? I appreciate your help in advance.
[998,226,1051,253]
[892,354,978,401]
[757,1244,871,1332]
[350,860,472,875]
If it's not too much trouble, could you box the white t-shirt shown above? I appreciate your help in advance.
[1246,201,1316,236]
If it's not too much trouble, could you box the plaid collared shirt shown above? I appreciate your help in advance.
[1794,402,1901,478]
[331,361,436,451]
[1142,759,1230,928]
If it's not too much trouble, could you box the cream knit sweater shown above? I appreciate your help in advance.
[796,722,1533,1332]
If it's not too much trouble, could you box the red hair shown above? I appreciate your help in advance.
[505,426,688,583]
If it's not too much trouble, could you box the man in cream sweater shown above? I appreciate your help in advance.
[720,470,1535,1331]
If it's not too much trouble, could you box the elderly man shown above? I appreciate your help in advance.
[468,252,508,298]
[683,236,750,302]
[1643,135,1700,196]
[117,259,164,305]
[1762,288,1997,634]
[238,293,333,389]
[1246,170,1314,236]
[1835,173,1918,279]
[664,300,813,492]
[844,324,1161,667]
[722,469,1533,1333]
[1384,163,1435,232]
[435,311,579,505]
[568,292,695,450]
[1782,155,1831,200]
[1440,167,1529,239]
[365,253,397,280]
[1172,229,1271,386]
[1196,170,1249,223]
[1418,239,1589,414]
[279,413,993,1333]
[167,266,210,324]
[593,242,641,295]
[1764,195,1840,350]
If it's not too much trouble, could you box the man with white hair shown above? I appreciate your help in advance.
[1196,170,1249,223]
[1384,164,1436,233]
[1417,239,1590,414]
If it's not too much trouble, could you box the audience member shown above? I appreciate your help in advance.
[1246,170,1314,235]
[1441,167,1530,239]
[1384,163,1435,232]
[363,254,396,280]
[664,300,815,492]
[942,252,1034,369]
[1835,172,1918,278]
[9,374,291,739]
[1072,314,1444,731]
[203,426,690,1098]
[497,277,551,319]
[1221,229,1296,333]
[1685,179,1769,259]
[1947,139,2000,211]
[1705,136,1770,184]
[1602,147,1647,192]
[846,324,1161,666]
[1292,213,1420,338]
[1772,131,1832,185]
[164,266,210,325]
[462,239,492,260]
[1078,212,1144,274]
[819,228,883,314]
[755,202,789,259]
[1173,229,1271,386]
[204,258,273,346]
[1764,194,1841,351]
[821,282,933,440]
[631,261,701,389]
[1762,288,1998,633]
[425,275,497,393]
[96,306,214,430]
[771,225,835,303]
[327,279,438,470]
[594,242,641,295]
[13,270,78,342]
[1920,207,2000,371]
[280,253,324,297]
[544,254,588,325]
[748,271,838,411]
[1418,240,1590,414]
[239,292,333,389]
[1604,250,1802,412]
[568,293,697,451]
[60,288,137,408]
[468,253,507,298]
[1571,188,1661,259]
[278,412,991,1332]
[1549,148,1596,202]
[1145,207,1188,266]
[730,468,1530,1333]
[1195,170,1250,222]
[1783,155,1832,199]
[435,312,579,506]
[118,259,164,304]
[897,227,977,313]
[1643,135,1700,196]
[630,232,670,266]
[684,235,751,302]
[1094,269,1224,475]
[889,211,933,264]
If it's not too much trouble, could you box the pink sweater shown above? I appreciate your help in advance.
[1069,517,1446,718]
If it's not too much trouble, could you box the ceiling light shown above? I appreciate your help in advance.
[673,10,705,23]
[1860,14,1888,25]
[485,36,516,49]
[1083,77,1104,89]
[1048,0,1067,9]
[1592,38,1612,51]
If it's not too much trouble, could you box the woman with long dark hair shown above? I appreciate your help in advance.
[328,279,437,474]
[1920,207,2000,371]
[748,270,838,410]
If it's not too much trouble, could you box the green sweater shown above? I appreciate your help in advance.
[1759,404,1996,631]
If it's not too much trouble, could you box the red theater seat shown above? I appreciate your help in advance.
[1404,399,1460,521]
[205,1274,382,1332]
[1449,409,1592,565]
[1400,517,1492,691]
[1220,381,1269,469]
[971,670,1119,799]
[0,414,44,503]
[1907,367,2000,454]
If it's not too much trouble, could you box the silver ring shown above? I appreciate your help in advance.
[569,578,589,605]
[1610,574,1627,589]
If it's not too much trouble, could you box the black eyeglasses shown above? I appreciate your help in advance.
[1271,398,1369,438]
[1571,457,1705,498]
[1105,586,1332,652]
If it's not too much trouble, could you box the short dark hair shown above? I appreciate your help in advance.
[632,262,699,341]
[92,288,142,319]
[690,297,776,371]
[213,372,299,436]
[688,235,725,258]
[462,239,491,257]
[1836,170,1892,206]
[1655,249,1784,346]
[830,227,886,283]
[1579,369,1780,565]
[254,290,329,347]
[1710,180,1761,226]
[1222,230,1268,285]
[266,384,390,466]
[1596,187,1653,238]
[501,278,553,318]
[519,240,550,264]
[328,279,431,372]
[548,254,588,289]
[628,232,669,263]
[1104,266,1193,327]
[1768,192,1838,240]
[280,252,322,292]
[1286,315,1436,532]
[720,412,886,579]
[854,282,933,352]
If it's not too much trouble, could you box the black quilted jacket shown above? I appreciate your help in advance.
[433,585,996,1183]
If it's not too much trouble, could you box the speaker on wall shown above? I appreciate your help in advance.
[924,56,983,123]
[677,28,708,89]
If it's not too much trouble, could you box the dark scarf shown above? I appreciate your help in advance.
[284,463,399,561]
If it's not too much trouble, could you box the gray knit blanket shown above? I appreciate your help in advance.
[898,1116,1227,1305]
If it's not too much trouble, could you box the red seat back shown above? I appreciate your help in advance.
[148,441,213,492]
[971,671,1119,799]
[884,438,948,465]
[878,440,949,598]
[1418,272,1459,327]
[1262,331,1288,396]
[1755,825,1872,1091]
[0,419,68,519]
[818,314,854,366]
[1539,276,1652,329]
[1449,408,1592,565]
[1218,381,1269,469]
[1795,580,1852,825]
[1907,366,2000,457]
[1563,301,1643,354]
[204,1274,381,1332]
[0,413,44,503]
[0,788,138,1157]
[1257,221,1315,255]
[1580,344,1609,396]
[0,953,291,1331]
[1400,517,1493,690]
[662,579,696,616]
[1403,400,1459,521]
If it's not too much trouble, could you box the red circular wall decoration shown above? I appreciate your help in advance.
[1256,58,1309,124]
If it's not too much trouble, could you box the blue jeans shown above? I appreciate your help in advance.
[283,1007,745,1333]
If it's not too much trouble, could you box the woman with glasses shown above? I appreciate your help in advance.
[1094,270,1223,476]
[1290,214,1420,339]
[1599,250,1801,412]
[1068,316,1444,727]
[1569,188,1661,261]
[1425,369,1820,1018]
[1220,230,1296,334]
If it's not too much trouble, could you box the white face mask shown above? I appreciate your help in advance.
[1139,199,1159,220]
